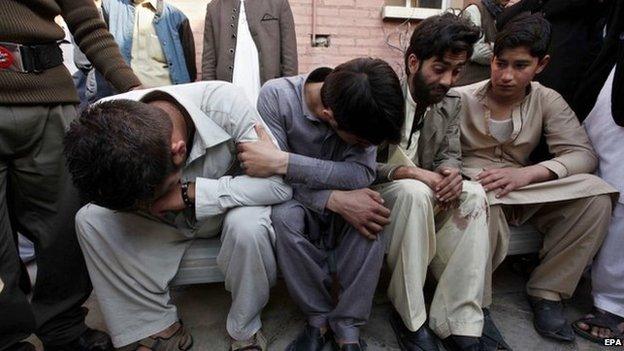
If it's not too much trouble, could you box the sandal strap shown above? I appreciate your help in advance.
[231,331,267,351]
[118,322,193,351]
[577,309,624,337]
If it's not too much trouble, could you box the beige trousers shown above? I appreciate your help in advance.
[483,195,612,306]
[375,180,489,338]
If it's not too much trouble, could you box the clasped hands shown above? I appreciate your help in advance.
[393,165,463,210]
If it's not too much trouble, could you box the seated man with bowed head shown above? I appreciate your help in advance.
[237,58,404,351]
[63,82,292,351]
[454,13,618,343]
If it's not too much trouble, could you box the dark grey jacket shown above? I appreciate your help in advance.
[201,0,298,84]
[377,85,463,183]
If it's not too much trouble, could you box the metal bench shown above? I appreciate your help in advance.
[171,224,543,286]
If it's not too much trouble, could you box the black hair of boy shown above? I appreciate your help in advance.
[320,57,404,145]
[494,12,551,59]
[64,100,176,210]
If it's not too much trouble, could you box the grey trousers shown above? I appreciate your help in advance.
[75,204,277,347]
[272,200,385,343]
[0,105,90,349]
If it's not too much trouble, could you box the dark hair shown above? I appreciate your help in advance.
[320,57,404,145]
[404,12,480,75]
[64,100,175,210]
[494,12,551,59]
[306,66,333,83]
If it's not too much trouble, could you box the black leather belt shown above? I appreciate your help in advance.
[0,41,63,73]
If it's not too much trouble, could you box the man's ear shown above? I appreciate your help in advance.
[408,53,420,75]
[170,140,187,167]
[535,54,550,75]
[322,108,338,128]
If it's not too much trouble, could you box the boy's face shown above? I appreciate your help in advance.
[407,50,468,105]
[490,46,549,100]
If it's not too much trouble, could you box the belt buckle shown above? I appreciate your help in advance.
[0,42,26,73]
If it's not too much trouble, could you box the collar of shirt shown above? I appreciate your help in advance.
[473,79,537,143]
[133,0,158,12]
[297,73,321,123]
[404,80,417,111]
[98,87,232,165]
[474,79,534,108]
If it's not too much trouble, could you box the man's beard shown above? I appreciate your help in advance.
[409,67,450,105]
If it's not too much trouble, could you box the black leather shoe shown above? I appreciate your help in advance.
[45,328,113,351]
[527,296,575,342]
[442,335,483,351]
[335,339,367,351]
[481,308,512,350]
[389,310,439,351]
[6,342,36,351]
[286,324,331,351]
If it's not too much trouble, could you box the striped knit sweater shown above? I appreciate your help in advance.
[0,0,141,104]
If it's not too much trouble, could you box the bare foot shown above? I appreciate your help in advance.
[576,308,624,339]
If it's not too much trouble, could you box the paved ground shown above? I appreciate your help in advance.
[27,260,617,350]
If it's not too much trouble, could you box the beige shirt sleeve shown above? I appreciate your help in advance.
[538,91,598,178]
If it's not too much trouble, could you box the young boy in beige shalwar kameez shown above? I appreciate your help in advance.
[454,13,619,343]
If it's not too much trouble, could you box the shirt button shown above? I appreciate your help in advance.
[231,15,235,20]
[228,65,233,70]
[233,8,237,13]
[229,48,235,54]
[230,23,234,28]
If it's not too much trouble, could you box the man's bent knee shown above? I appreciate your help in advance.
[222,207,272,252]
[392,179,434,208]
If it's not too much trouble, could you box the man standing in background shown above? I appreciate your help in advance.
[102,0,196,88]
[456,0,508,86]
[0,0,141,350]
[202,0,298,104]
[572,0,624,343]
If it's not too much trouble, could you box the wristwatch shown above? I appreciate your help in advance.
[180,182,193,208]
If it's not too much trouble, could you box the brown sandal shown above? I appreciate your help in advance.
[230,331,267,351]
[118,322,193,351]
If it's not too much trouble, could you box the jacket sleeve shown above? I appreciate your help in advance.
[540,0,592,18]
[60,0,141,92]
[201,2,217,80]
[179,18,197,82]
[434,99,463,171]
[537,90,598,178]
[279,0,298,77]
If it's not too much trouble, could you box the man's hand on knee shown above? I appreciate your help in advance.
[435,167,463,204]
[326,189,391,240]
